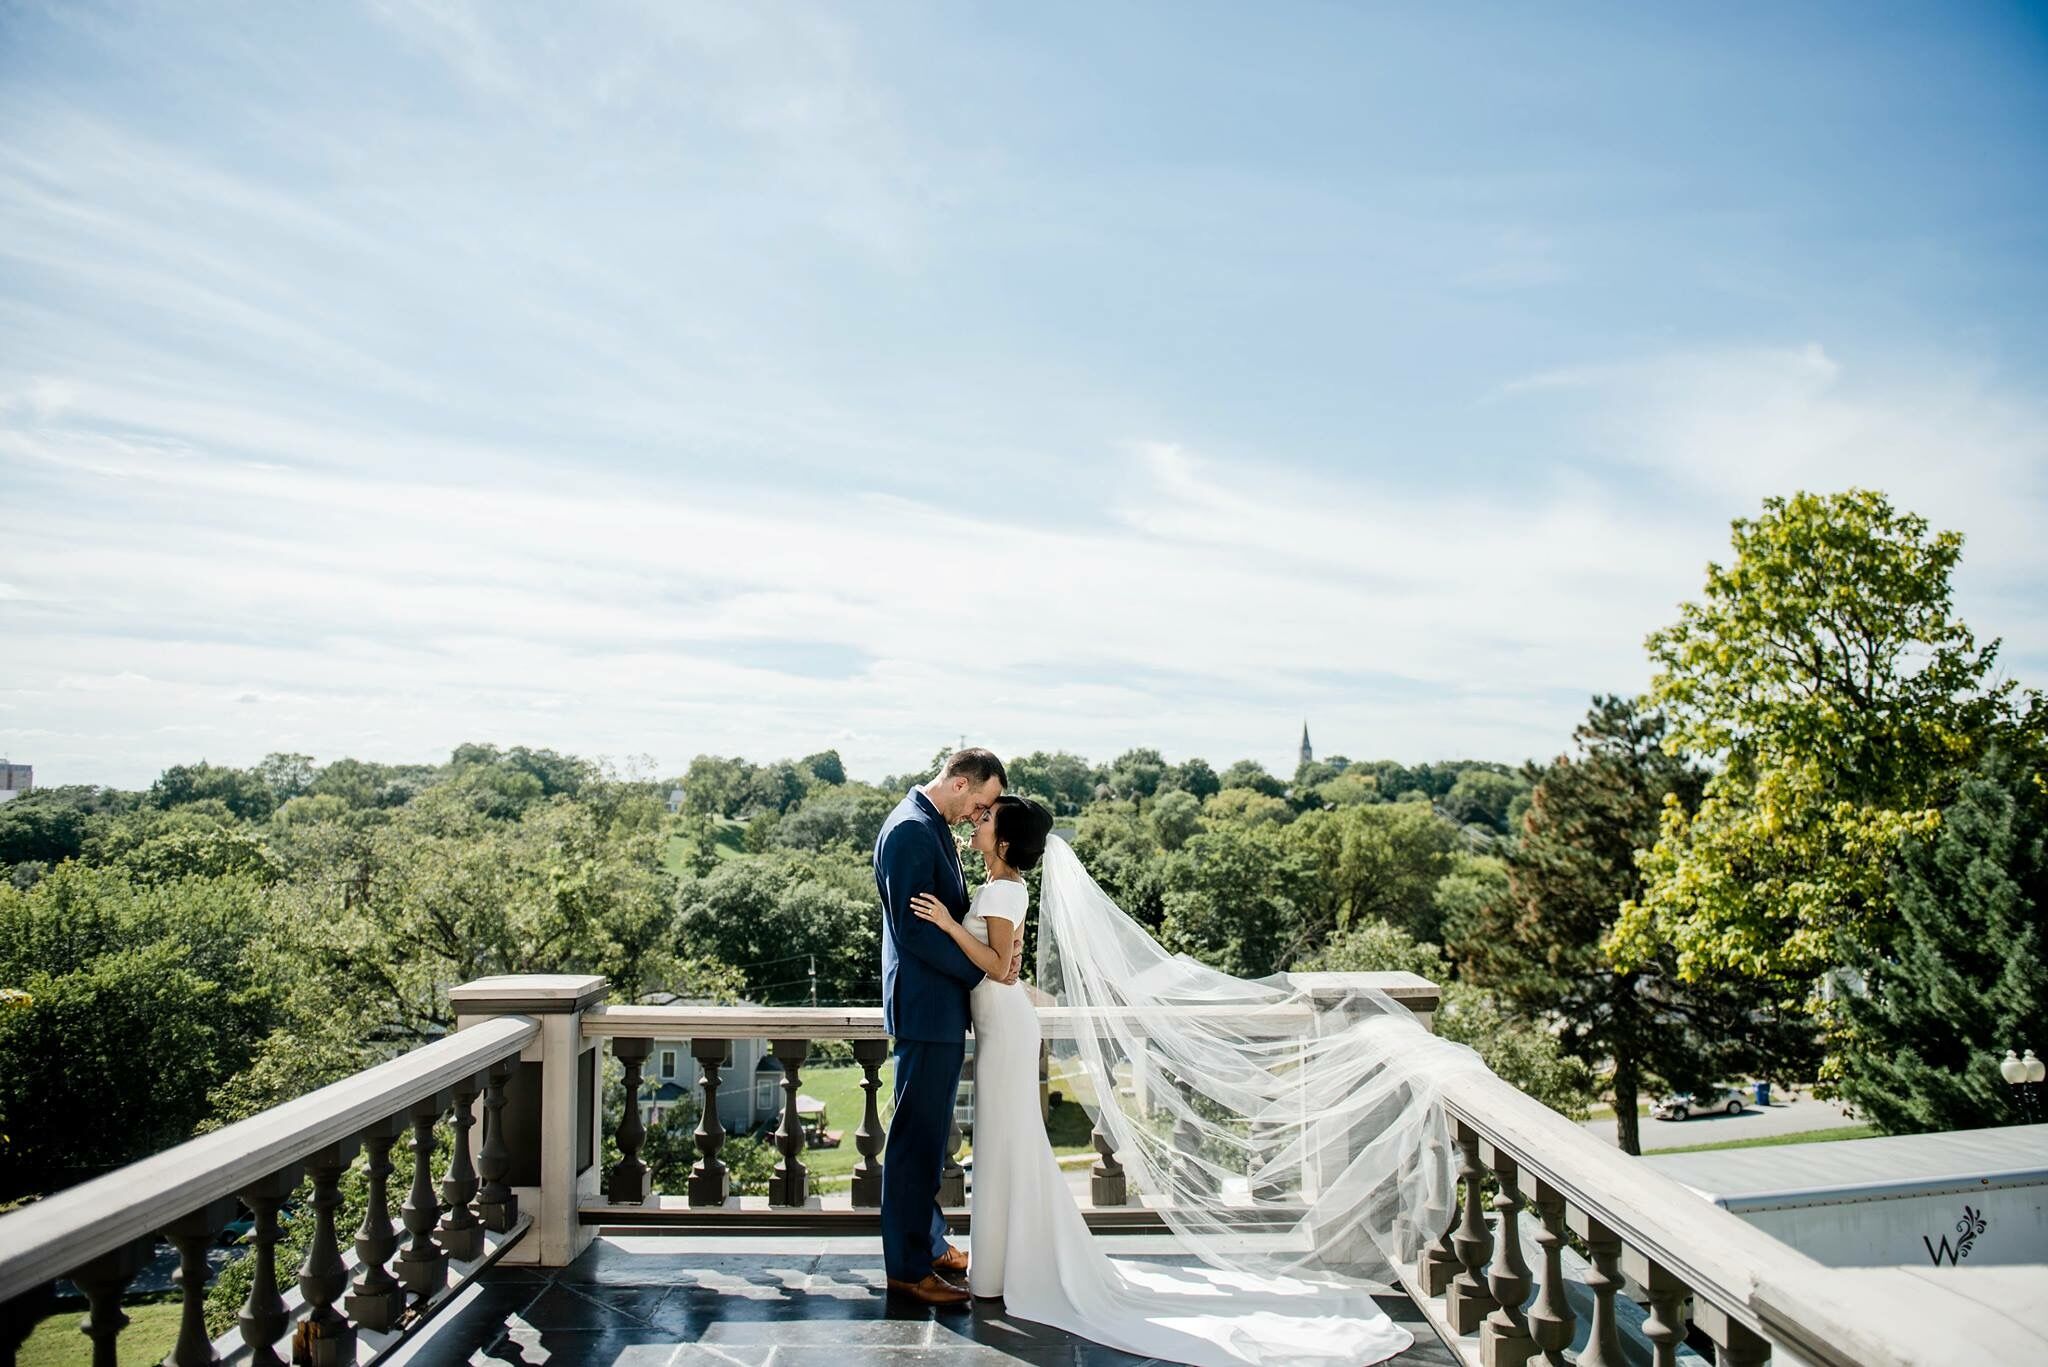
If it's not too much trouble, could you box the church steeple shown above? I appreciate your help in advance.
[1299,721,1313,768]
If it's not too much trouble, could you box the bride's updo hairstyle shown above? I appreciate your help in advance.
[992,794,1055,871]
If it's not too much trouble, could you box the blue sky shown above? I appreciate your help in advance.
[3,1,2044,789]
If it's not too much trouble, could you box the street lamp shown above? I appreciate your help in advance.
[2000,1048,2045,1123]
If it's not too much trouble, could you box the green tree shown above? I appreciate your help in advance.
[683,755,752,819]
[1008,751,1099,813]
[1203,787,1294,827]
[1284,801,1457,945]
[1312,771,1380,808]
[1158,824,1308,978]
[742,761,809,817]
[801,750,847,787]
[1162,757,1221,800]
[0,865,277,1195]
[1614,490,2012,1005]
[773,784,895,853]
[255,753,318,802]
[1105,748,1169,801]
[148,762,277,822]
[0,790,100,866]
[89,804,283,885]
[1456,697,1805,1153]
[672,852,879,1004]
[1836,743,2048,1134]
[1218,760,1285,799]
[1146,789,1204,852]
[1442,769,1527,834]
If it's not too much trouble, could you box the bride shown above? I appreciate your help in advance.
[910,795,1482,1367]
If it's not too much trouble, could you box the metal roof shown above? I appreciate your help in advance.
[1643,1124,2048,1211]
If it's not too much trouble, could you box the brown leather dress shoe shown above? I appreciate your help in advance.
[932,1245,969,1275]
[885,1274,972,1306]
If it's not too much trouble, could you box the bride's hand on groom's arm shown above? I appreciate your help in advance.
[910,892,963,939]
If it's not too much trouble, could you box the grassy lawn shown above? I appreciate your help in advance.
[1587,1101,1651,1121]
[1646,1123,1880,1156]
[659,817,747,877]
[21,1299,179,1367]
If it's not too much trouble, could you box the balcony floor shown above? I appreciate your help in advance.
[392,1233,1459,1367]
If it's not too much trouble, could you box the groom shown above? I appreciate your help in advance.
[874,747,1019,1305]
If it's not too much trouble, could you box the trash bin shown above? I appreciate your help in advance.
[1755,1081,1771,1105]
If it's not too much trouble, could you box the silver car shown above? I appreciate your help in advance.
[1652,1087,1748,1120]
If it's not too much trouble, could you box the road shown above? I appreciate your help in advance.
[1582,1093,1864,1151]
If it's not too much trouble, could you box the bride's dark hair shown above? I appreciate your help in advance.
[992,794,1054,871]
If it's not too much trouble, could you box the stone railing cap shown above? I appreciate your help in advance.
[1288,970,1441,1002]
[451,974,609,1013]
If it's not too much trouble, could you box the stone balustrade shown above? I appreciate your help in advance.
[4,971,2036,1367]
[0,1015,538,1367]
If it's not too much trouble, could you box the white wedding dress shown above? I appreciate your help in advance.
[959,876,1419,1367]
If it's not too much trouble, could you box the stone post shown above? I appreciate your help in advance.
[450,974,609,1268]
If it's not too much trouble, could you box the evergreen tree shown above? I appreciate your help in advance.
[1837,744,2048,1133]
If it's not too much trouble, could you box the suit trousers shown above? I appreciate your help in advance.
[881,1038,964,1282]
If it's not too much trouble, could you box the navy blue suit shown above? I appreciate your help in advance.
[874,789,985,1281]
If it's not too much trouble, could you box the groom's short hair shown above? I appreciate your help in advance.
[940,748,1007,789]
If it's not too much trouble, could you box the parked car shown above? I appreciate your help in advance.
[1652,1087,1748,1120]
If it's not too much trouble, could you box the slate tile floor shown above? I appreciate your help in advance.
[391,1234,1460,1367]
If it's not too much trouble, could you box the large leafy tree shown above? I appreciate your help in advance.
[0,866,277,1195]
[1457,696,1809,1153]
[1218,760,1286,799]
[1158,824,1308,978]
[1008,750,1101,813]
[1613,490,2013,1002]
[1283,801,1457,946]
[1835,740,2048,1133]
[672,852,877,1004]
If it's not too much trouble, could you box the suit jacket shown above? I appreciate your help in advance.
[875,788,986,1042]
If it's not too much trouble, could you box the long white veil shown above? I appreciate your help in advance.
[1035,834,1486,1288]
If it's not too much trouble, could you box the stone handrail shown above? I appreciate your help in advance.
[0,1014,539,1367]
[1430,1062,2039,1366]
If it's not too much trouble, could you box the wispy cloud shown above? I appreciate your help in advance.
[1,2,2042,787]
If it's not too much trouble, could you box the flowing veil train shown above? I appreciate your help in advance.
[1033,834,1489,1308]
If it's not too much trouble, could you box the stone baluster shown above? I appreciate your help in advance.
[1695,1302,1772,1367]
[851,1037,889,1208]
[347,1115,409,1331]
[1446,1122,1497,1336]
[476,1059,520,1231]
[2,1285,55,1367]
[236,1165,302,1367]
[1481,1143,1535,1365]
[1089,1110,1128,1206]
[1565,1208,1624,1367]
[608,1038,655,1204]
[438,1075,485,1259]
[688,1039,732,1207]
[1622,1249,1691,1367]
[1524,1177,1576,1364]
[396,1092,451,1297]
[939,1052,971,1207]
[296,1140,360,1367]
[163,1198,240,1367]
[768,1037,811,1206]
[1421,1204,1463,1297]
[71,1238,154,1367]
[1170,1077,1218,1196]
